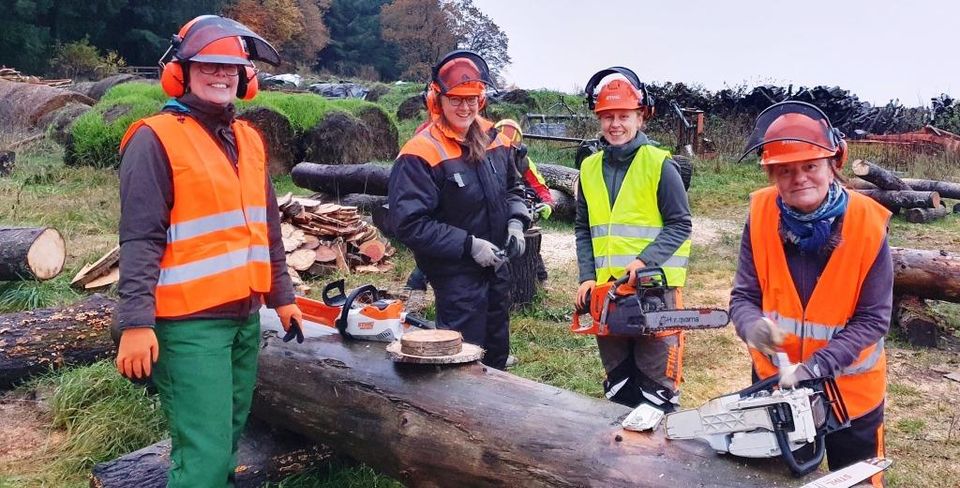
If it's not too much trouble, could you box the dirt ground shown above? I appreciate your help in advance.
[0,391,63,484]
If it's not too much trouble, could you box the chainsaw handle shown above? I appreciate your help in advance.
[775,426,826,477]
[737,375,780,398]
[614,267,668,288]
[335,284,380,338]
[322,279,347,307]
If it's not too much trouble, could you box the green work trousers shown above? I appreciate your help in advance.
[153,314,260,488]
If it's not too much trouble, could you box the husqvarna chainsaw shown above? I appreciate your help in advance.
[571,267,729,336]
[293,279,434,342]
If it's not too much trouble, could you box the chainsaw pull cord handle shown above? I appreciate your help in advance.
[335,284,380,339]
[774,423,826,477]
[322,279,347,307]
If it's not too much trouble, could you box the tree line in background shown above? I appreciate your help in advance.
[0,0,510,83]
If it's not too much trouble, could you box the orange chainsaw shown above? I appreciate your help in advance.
[571,267,729,336]
[294,279,434,342]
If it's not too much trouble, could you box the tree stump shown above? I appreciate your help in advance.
[0,150,14,177]
[0,227,66,281]
[509,228,543,310]
[894,295,940,347]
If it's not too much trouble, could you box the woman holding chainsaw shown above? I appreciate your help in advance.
[730,101,892,485]
[388,50,530,370]
[114,16,302,487]
[573,68,692,412]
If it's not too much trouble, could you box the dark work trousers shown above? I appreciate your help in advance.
[429,265,512,370]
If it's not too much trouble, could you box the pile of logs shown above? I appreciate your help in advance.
[848,159,960,223]
[0,67,71,87]
[278,194,395,289]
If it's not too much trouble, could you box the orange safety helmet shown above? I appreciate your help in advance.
[426,50,496,115]
[495,118,523,146]
[740,101,847,167]
[159,15,280,100]
[584,67,654,115]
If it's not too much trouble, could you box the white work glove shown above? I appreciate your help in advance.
[503,219,525,259]
[470,237,505,268]
[744,317,785,355]
[779,362,815,388]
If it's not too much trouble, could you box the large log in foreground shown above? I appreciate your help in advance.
[854,189,940,210]
[291,162,390,196]
[90,418,335,488]
[0,227,66,281]
[253,312,808,487]
[892,247,960,303]
[0,294,115,389]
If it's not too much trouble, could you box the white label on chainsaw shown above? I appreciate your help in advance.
[800,458,891,488]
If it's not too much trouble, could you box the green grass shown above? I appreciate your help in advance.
[0,278,79,313]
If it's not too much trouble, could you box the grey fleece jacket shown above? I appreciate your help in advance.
[574,133,693,283]
[116,94,295,329]
[729,215,893,376]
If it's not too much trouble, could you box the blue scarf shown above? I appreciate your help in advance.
[777,181,848,253]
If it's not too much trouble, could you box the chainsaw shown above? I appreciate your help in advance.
[293,279,434,342]
[570,267,729,336]
[664,365,851,477]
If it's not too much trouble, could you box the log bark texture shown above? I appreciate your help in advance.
[900,178,960,199]
[252,311,811,487]
[0,227,66,281]
[852,159,912,190]
[854,189,940,210]
[538,162,580,197]
[292,162,390,196]
[894,295,940,347]
[904,204,949,224]
[0,79,94,130]
[508,229,543,310]
[90,418,335,488]
[550,189,575,222]
[0,294,115,389]
[891,247,960,303]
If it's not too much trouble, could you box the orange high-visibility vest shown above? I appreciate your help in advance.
[748,186,890,419]
[121,113,271,317]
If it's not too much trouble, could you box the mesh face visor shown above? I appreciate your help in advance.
[740,101,840,162]
[175,16,281,66]
[434,51,495,94]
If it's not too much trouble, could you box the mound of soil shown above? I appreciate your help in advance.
[354,105,398,160]
[239,106,300,176]
[301,111,375,164]
[0,80,94,131]
[396,93,425,120]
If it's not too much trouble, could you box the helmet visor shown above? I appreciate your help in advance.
[176,16,281,66]
[740,101,839,162]
[435,51,495,94]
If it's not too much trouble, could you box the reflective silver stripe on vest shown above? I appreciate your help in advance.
[167,206,267,243]
[424,130,451,161]
[158,246,270,286]
[590,224,662,239]
[841,338,885,376]
[766,312,839,342]
[595,254,689,270]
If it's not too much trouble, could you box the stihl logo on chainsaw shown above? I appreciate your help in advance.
[357,321,374,330]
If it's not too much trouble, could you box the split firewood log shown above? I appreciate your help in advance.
[0,227,66,281]
[71,245,119,289]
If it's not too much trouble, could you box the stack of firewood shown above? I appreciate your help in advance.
[278,194,395,290]
[0,67,72,87]
[848,159,960,223]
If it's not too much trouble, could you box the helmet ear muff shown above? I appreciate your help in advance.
[835,135,848,168]
[426,83,441,115]
[238,65,258,100]
[161,61,187,97]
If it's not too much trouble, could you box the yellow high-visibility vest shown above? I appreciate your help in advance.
[580,146,691,286]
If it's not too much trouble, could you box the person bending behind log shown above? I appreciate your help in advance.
[114,16,302,487]
[574,68,692,411]
[730,101,891,486]
[388,50,530,370]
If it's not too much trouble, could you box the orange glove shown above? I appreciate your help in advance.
[576,280,596,310]
[116,327,159,379]
[276,303,303,333]
[625,259,646,286]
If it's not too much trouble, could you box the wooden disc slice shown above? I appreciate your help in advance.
[400,329,462,357]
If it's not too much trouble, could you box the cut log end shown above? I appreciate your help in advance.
[25,228,66,280]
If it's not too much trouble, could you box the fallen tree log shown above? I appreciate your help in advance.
[900,178,960,200]
[892,247,960,303]
[852,159,911,190]
[0,294,115,389]
[550,189,575,221]
[0,227,66,281]
[894,295,940,347]
[538,162,580,197]
[904,204,949,224]
[0,79,94,131]
[854,189,940,210]
[252,311,810,487]
[90,418,335,488]
[291,162,390,196]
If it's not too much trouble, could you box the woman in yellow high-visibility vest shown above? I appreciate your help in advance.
[574,67,692,411]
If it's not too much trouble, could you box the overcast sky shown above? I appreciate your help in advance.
[472,0,957,107]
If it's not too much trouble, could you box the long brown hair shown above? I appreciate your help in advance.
[440,112,490,163]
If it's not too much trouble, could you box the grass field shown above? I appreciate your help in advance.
[1,109,959,487]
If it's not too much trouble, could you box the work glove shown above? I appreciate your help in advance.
[471,237,505,268]
[576,280,596,311]
[779,362,816,388]
[624,259,647,286]
[504,219,526,259]
[534,203,553,221]
[276,303,304,343]
[744,317,785,355]
[116,327,159,379]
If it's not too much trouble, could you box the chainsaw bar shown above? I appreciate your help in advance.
[639,308,730,332]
